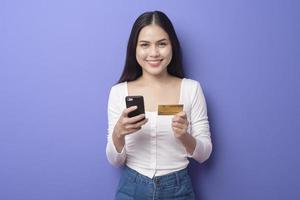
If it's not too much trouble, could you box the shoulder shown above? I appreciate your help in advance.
[182,78,205,103]
[182,78,201,91]
[108,82,127,103]
[108,82,127,110]
[110,82,126,94]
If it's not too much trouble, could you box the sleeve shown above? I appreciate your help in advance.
[105,85,127,167]
[187,81,213,163]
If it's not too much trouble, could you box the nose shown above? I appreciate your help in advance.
[149,46,159,57]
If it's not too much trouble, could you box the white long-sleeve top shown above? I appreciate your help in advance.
[106,78,212,178]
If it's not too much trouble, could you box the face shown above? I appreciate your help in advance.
[136,25,172,77]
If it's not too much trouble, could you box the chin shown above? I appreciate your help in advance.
[144,67,168,76]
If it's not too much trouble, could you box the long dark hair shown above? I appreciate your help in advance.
[117,11,184,83]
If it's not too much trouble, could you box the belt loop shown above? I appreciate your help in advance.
[175,171,180,187]
[126,166,138,183]
[133,169,138,184]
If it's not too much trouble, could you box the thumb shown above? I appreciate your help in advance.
[123,106,137,117]
[177,111,186,118]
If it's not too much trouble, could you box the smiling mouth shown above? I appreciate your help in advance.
[146,59,163,67]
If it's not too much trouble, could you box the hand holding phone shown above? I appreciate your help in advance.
[113,96,147,138]
[125,96,145,118]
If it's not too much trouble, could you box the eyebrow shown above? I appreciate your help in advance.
[138,38,168,43]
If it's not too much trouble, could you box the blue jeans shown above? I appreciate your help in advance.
[115,166,195,200]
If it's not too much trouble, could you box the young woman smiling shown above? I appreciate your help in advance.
[106,11,212,200]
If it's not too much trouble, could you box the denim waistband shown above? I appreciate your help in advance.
[123,166,188,187]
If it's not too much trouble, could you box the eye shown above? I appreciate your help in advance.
[158,42,167,48]
[140,43,149,48]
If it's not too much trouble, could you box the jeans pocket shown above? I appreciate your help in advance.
[115,173,136,200]
[173,175,195,199]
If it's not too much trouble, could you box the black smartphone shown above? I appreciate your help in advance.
[125,96,145,118]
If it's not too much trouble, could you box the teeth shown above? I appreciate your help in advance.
[147,60,161,63]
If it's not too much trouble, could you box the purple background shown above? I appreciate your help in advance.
[1,0,300,199]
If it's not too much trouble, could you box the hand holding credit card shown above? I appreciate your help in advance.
[158,104,183,115]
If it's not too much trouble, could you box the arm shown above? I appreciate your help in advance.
[112,106,147,153]
[106,86,148,166]
[106,86,127,167]
[188,81,212,163]
[176,129,197,155]
[172,81,212,163]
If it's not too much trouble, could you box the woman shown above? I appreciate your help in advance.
[106,11,212,200]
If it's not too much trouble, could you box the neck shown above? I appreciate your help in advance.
[138,72,172,87]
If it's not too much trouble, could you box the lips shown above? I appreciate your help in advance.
[146,59,163,67]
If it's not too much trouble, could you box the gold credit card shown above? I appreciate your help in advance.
[158,104,183,115]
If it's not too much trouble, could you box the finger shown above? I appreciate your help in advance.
[122,106,138,117]
[177,111,187,119]
[134,118,148,128]
[127,113,146,124]
[172,122,186,129]
[172,117,186,124]
[172,126,180,131]
[126,118,148,129]
[125,127,142,135]
[172,126,182,133]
